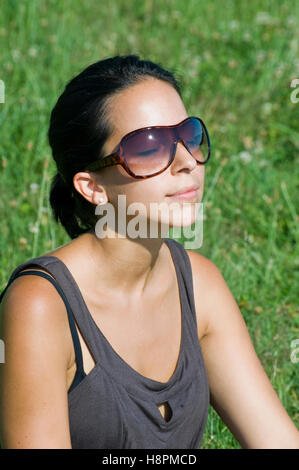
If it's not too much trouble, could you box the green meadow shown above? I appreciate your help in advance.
[0,0,298,448]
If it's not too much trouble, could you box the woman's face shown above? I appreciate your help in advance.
[90,77,205,234]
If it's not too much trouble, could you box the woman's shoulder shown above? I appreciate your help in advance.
[0,262,73,378]
[0,244,67,307]
[0,248,74,350]
[186,249,223,281]
[0,263,70,332]
[0,233,92,340]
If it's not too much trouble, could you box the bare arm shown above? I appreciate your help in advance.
[188,251,299,449]
[0,275,72,448]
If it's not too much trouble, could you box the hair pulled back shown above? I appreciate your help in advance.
[48,54,182,239]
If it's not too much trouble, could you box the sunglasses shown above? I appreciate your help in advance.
[84,116,211,179]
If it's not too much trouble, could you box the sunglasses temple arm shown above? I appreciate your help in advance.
[86,153,122,171]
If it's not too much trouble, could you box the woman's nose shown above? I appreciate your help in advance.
[171,140,197,171]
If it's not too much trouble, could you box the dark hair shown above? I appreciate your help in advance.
[48,54,182,239]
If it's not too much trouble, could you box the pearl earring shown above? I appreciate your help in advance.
[98,197,105,204]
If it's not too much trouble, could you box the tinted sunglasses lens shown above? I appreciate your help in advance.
[122,118,210,177]
[179,118,209,163]
[122,128,172,177]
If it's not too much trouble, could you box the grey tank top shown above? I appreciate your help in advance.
[0,237,210,449]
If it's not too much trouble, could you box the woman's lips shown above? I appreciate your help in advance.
[167,188,198,200]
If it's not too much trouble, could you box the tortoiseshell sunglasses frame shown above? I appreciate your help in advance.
[84,116,211,179]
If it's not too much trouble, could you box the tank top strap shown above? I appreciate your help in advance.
[0,255,102,363]
[163,238,198,331]
[1,269,86,393]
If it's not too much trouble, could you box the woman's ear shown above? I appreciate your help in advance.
[73,172,107,205]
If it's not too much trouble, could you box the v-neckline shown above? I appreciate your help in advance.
[42,238,185,387]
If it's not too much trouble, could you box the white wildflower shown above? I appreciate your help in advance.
[261,102,273,115]
[257,50,266,63]
[229,20,239,30]
[30,183,39,193]
[258,159,268,168]
[239,151,252,164]
[28,47,38,57]
[256,12,272,25]
[29,223,39,234]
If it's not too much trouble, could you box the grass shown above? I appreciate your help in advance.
[0,0,298,449]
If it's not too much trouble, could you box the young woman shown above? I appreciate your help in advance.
[0,55,298,449]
